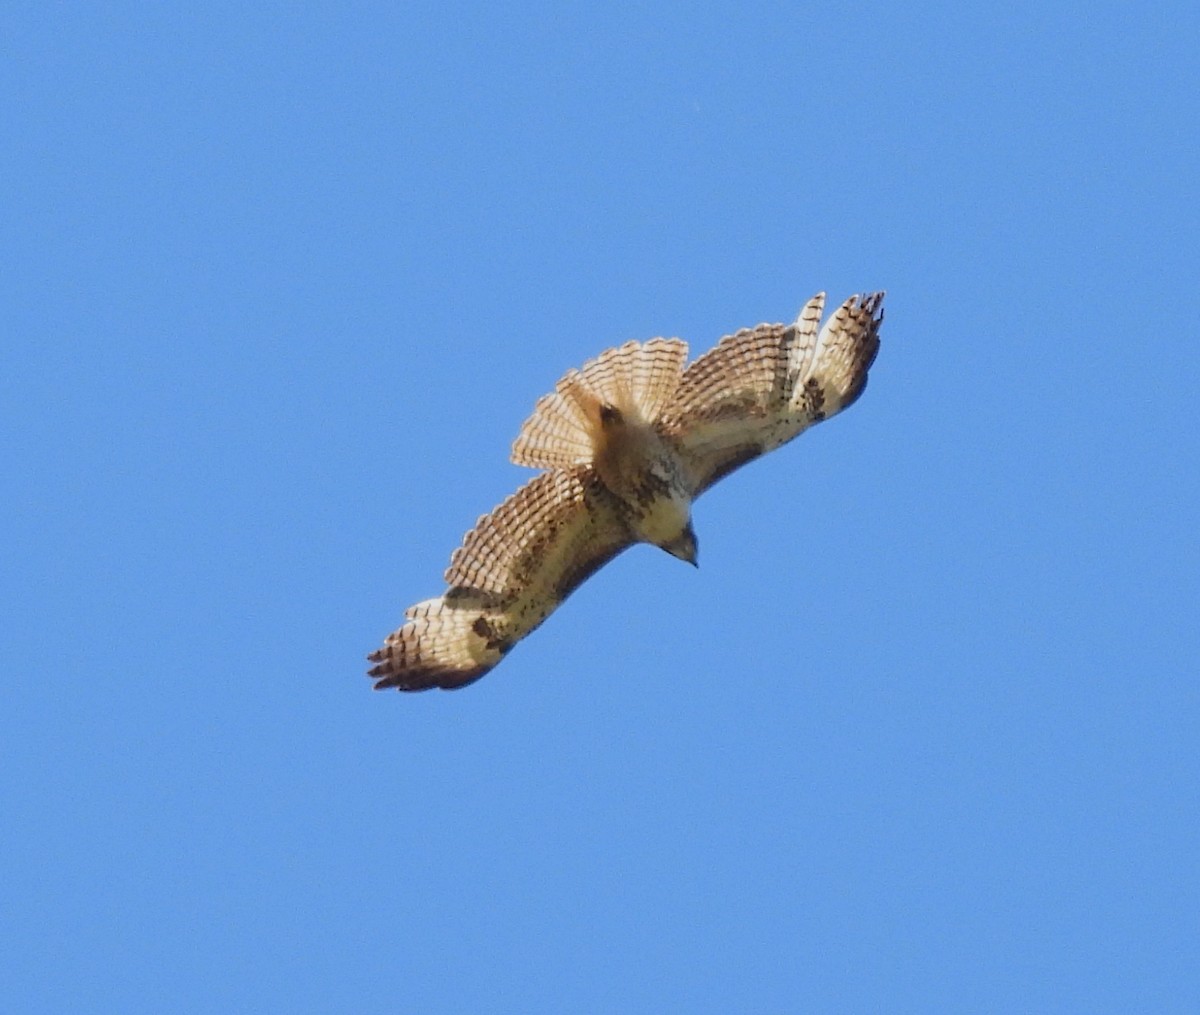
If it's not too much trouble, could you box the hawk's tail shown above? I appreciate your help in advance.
[510,338,688,469]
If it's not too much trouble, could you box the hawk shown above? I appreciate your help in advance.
[368,291,883,691]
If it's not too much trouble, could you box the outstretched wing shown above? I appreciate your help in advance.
[367,466,633,691]
[659,292,883,495]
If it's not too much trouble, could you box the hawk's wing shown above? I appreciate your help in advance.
[367,466,633,691]
[659,292,883,495]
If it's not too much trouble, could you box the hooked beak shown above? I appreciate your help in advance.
[661,522,699,567]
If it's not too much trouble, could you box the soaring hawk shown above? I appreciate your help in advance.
[368,291,884,691]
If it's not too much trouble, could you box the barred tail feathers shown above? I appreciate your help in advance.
[511,337,687,469]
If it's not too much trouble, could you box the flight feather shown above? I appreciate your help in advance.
[367,467,633,690]
[659,292,883,493]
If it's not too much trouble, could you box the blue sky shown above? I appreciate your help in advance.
[4,3,1198,1011]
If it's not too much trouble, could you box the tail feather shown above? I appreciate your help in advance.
[509,375,598,471]
[511,337,687,469]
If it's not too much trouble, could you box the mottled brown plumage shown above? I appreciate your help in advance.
[661,292,883,493]
[368,291,883,691]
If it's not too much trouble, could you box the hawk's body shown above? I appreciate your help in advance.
[369,291,883,691]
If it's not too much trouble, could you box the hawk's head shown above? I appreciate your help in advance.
[659,520,698,568]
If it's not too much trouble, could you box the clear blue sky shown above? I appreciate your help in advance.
[4,3,1198,1012]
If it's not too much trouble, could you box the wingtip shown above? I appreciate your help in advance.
[856,290,886,318]
[366,643,493,692]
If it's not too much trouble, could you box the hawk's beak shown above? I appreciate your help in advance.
[662,523,699,568]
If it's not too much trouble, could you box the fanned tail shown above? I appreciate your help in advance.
[511,337,687,469]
